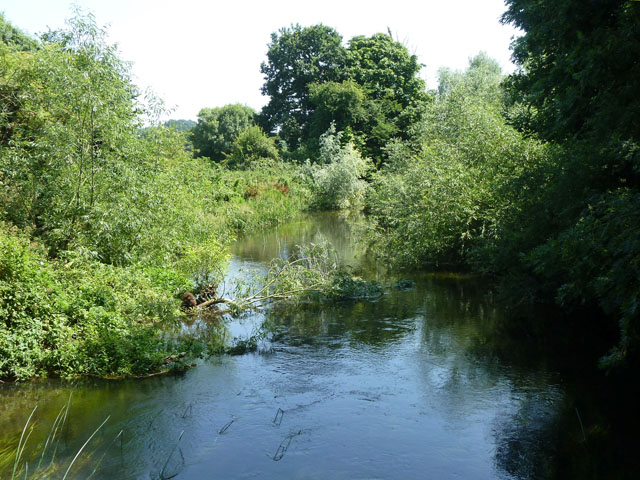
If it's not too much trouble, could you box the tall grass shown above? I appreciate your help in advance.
[7,398,116,480]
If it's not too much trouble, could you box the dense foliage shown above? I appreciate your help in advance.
[369,1,640,370]
[259,24,346,152]
[500,0,640,368]
[191,103,258,162]
[3,2,639,382]
[305,124,372,210]
[259,25,428,163]
[0,13,38,52]
[369,54,548,269]
[0,14,309,380]
[164,118,196,132]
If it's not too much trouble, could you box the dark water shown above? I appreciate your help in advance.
[0,213,586,479]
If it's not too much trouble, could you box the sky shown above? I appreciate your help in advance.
[1,0,520,121]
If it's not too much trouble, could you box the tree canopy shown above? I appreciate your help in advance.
[0,13,38,51]
[164,118,196,132]
[502,0,640,145]
[259,25,429,163]
[191,103,257,162]
[259,24,346,151]
[500,0,640,368]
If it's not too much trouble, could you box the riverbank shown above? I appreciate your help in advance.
[0,162,309,382]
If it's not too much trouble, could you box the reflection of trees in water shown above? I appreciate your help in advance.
[413,275,639,480]
[493,389,564,480]
[413,276,574,480]
[266,288,419,348]
[266,273,571,479]
[231,212,373,274]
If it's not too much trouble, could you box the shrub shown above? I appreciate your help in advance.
[305,125,372,210]
[225,125,279,169]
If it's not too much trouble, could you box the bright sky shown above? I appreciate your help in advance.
[1,0,520,121]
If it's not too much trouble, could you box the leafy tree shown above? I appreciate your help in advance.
[191,103,256,161]
[501,0,640,367]
[305,124,372,210]
[307,80,366,144]
[502,0,640,145]
[437,52,503,105]
[226,125,279,168]
[0,12,142,257]
[259,27,429,163]
[259,24,347,150]
[346,33,427,111]
[164,118,196,132]
[369,55,547,268]
[0,13,38,51]
[343,33,429,162]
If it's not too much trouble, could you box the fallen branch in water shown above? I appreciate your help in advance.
[191,243,361,313]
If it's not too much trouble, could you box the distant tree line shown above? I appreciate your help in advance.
[189,25,428,166]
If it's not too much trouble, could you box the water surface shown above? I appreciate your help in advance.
[0,213,577,479]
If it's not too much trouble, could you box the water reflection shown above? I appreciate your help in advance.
[1,213,582,479]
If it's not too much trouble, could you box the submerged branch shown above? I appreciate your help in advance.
[190,242,381,315]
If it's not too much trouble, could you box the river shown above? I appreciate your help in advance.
[0,213,589,479]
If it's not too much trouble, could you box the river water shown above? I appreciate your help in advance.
[0,213,585,479]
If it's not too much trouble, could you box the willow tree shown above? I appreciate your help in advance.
[0,12,179,266]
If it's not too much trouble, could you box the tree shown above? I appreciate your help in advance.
[259,24,347,150]
[305,124,372,210]
[308,80,366,142]
[345,33,429,161]
[259,27,429,163]
[501,0,640,368]
[437,52,503,105]
[191,104,256,161]
[0,13,38,51]
[369,55,547,268]
[226,125,280,168]
[346,33,426,110]
[502,0,640,145]
[164,119,196,132]
[0,12,143,257]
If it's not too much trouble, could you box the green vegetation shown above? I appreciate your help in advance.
[2,0,639,381]
[369,53,550,269]
[304,124,372,210]
[191,103,258,162]
[0,13,308,381]
[164,119,196,132]
[259,24,428,163]
[219,242,381,315]
[369,1,640,371]
[0,14,38,51]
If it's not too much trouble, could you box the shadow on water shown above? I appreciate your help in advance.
[1,212,635,479]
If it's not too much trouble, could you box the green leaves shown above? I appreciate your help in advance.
[191,104,257,162]
[260,24,346,150]
[502,0,640,144]
[259,26,429,163]
[305,125,372,210]
[368,54,547,268]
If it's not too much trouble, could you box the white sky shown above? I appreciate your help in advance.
[1,0,520,121]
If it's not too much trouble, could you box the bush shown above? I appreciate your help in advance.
[225,125,279,169]
[305,125,372,210]
[0,224,198,380]
[191,104,256,162]
[368,56,548,268]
